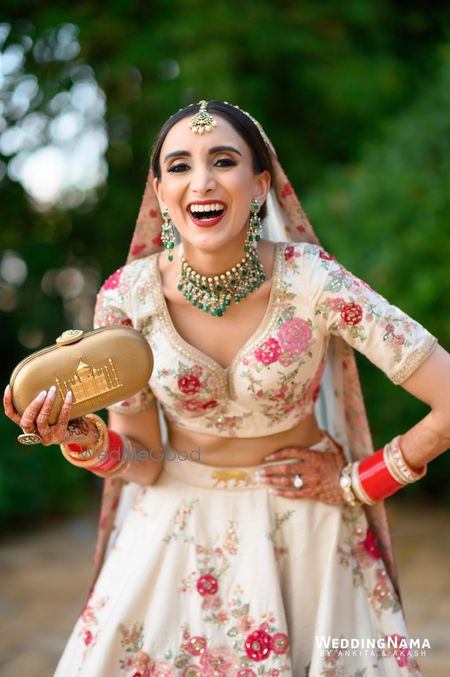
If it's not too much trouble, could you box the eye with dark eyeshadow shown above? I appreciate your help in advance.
[215,158,237,167]
[167,157,237,173]
[167,163,189,173]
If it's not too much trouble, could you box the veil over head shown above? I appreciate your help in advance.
[91,101,400,595]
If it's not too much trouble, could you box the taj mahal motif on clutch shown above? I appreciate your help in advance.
[55,357,123,404]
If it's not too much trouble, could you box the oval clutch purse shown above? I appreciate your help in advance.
[9,327,154,425]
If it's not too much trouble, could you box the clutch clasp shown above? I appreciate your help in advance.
[56,329,84,346]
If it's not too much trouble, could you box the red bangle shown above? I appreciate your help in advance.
[358,447,404,502]
[89,430,124,472]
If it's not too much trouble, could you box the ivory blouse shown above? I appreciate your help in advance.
[93,242,438,438]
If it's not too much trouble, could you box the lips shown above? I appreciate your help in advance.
[187,200,227,228]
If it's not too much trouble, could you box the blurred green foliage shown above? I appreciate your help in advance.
[1,1,449,529]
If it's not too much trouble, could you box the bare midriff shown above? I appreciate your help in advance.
[166,411,323,467]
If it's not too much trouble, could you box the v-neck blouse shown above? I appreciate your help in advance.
[94,242,438,438]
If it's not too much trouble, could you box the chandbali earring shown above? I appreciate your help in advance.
[161,207,176,262]
[244,199,262,252]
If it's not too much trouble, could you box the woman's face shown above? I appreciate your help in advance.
[153,114,270,253]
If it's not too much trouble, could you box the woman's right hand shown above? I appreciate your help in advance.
[3,385,99,448]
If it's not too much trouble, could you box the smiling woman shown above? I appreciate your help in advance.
[7,100,448,676]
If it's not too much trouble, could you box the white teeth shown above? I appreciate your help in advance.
[189,202,224,213]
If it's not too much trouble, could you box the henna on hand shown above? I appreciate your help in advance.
[64,417,99,446]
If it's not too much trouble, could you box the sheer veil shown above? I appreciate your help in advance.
[90,106,401,598]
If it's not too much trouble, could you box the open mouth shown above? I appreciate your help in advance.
[187,202,226,227]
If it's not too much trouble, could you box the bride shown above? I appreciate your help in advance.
[4,100,450,676]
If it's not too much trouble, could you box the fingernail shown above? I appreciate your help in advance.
[65,391,72,402]
[48,385,56,396]
[265,454,274,461]
[4,384,9,396]
[37,390,47,400]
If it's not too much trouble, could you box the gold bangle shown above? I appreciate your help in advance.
[339,462,360,506]
[383,443,408,485]
[60,442,101,469]
[390,435,427,482]
[84,414,107,454]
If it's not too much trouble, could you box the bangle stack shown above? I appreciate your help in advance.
[339,435,427,505]
[60,413,133,479]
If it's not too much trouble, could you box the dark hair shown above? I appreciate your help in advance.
[150,101,273,219]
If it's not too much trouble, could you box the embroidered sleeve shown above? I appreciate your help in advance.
[93,265,155,414]
[302,244,438,384]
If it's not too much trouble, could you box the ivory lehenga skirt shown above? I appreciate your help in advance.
[54,435,421,677]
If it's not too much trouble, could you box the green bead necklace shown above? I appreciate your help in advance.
[178,248,266,317]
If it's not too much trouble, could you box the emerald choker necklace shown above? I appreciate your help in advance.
[178,248,266,317]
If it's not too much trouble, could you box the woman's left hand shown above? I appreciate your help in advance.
[257,440,347,504]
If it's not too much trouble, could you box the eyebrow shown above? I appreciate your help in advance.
[163,145,242,163]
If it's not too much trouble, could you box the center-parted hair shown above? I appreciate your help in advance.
[150,101,273,219]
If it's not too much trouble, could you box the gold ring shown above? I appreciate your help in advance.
[18,432,43,445]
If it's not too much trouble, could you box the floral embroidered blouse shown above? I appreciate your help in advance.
[93,242,438,438]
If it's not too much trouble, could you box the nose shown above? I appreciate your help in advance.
[191,164,217,194]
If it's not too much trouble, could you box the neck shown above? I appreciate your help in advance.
[179,231,252,275]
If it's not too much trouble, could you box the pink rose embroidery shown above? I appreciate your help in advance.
[150,661,174,676]
[237,614,256,634]
[202,400,218,410]
[178,375,201,395]
[83,630,93,646]
[272,632,289,655]
[284,245,295,261]
[103,267,124,290]
[200,646,238,673]
[237,670,257,677]
[254,338,281,365]
[341,302,363,326]
[319,250,335,261]
[196,574,218,596]
[184,636,207,656]
[277,318,312,356]
[182,398,204,412]
[385,634,411,668]
[278,351,295,367]
[181,667,202,677]
[362,528,381,560]
[244,629,273,662]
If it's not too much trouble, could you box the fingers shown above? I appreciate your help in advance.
[260,461,305,477]
[20,390,48,431]
[38,390,73,445]
[3,385,22,426]
[55,391,73,434]
[35,386,57,436]
[264,447,309,462]
[257,474,300,488]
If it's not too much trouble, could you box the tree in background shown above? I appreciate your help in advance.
[1,1,449,528]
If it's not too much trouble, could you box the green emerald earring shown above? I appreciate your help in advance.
[244,199,262,252]
[161,207,176,262]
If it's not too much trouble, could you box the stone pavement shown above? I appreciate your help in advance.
[0,500,449,676]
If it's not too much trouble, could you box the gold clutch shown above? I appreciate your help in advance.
[9,327,154,424]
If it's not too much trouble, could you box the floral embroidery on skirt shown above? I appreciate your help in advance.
[54,444,421,677]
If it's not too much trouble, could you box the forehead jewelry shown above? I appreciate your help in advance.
[188,100,218,135]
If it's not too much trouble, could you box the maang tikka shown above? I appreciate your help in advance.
[188,100,218,135]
